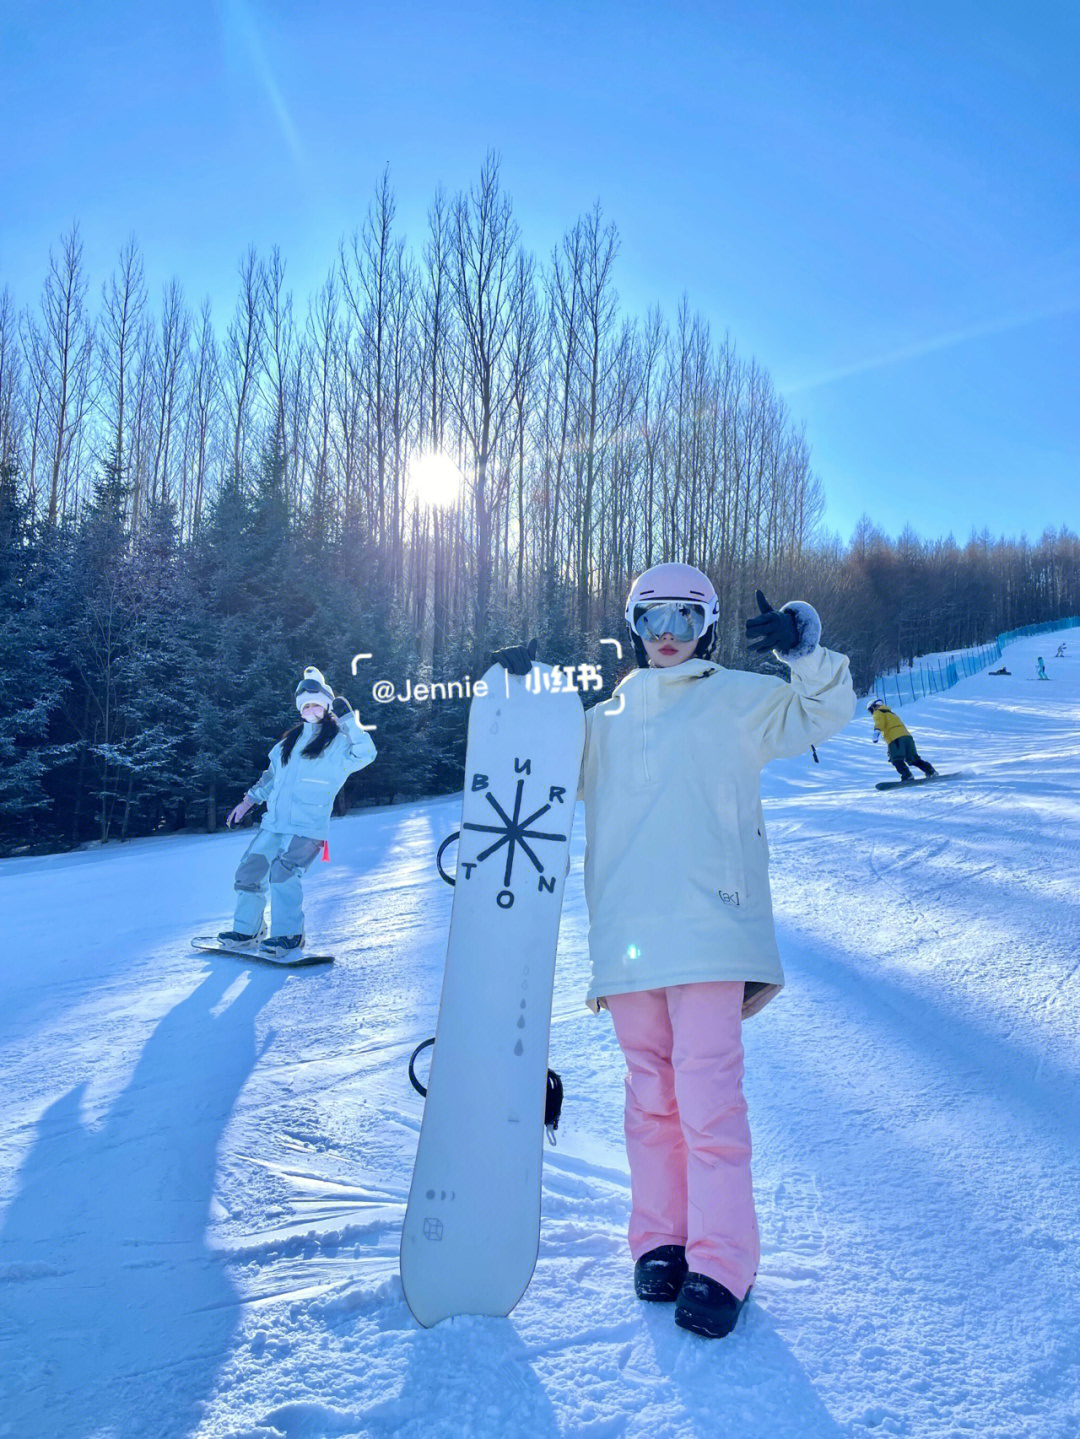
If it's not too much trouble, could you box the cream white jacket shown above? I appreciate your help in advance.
[579,638,855,1017]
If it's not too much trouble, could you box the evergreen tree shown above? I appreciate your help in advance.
[111,501,194,838]
[0,460,69,851]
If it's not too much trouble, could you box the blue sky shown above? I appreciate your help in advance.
[2,0,1077,543]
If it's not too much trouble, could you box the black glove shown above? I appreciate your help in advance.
[491,638,538,675]
[331,695,353,718]
[745,590,799,655]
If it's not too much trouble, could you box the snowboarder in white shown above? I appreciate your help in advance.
[496,564,855,1337]
[220,667,376,957]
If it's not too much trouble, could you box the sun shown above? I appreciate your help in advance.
[408,452,464,510]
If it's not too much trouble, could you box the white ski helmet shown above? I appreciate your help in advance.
[295,666,334,713]
[624,563,720,660]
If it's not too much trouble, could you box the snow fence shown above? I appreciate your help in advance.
[869,615,1080,709]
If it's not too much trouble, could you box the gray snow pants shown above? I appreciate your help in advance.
[233,830,322,938]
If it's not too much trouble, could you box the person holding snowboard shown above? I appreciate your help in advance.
[867,700,936,782]
[495,565,855,1338]
[219,666,376,957]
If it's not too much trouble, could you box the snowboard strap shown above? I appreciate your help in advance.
[408,1036,565,1145]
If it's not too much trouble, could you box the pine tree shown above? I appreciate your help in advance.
[0,460,68,851]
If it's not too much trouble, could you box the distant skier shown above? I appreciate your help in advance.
[1036,656,1049,680]
[218,667,376,957]
[500,567,855,1338]
[1055,643,1066,658]
[867,700,937,782]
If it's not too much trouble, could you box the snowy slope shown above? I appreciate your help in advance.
[1,633,1078,1439]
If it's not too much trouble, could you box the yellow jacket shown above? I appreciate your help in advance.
[873,706,910,743]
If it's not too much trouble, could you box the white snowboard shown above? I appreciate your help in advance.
[191,937,334,967]
[400,661,586,1327]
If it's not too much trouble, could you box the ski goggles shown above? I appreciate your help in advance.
[630,601,709,644]
[296,678,330,697]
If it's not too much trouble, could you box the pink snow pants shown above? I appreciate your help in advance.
[605,981,759,1300]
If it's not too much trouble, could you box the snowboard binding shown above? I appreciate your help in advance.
[408,1036,565,1145]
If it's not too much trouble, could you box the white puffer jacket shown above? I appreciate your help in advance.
[579,618,855,1017]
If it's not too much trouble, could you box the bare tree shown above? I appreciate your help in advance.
[574,204,619,626]
[385,238,420,590]
[0,289,25,476]
[98,237,146,498]
[222,247,265,487]
[126,317,157,530]
[305,270,339,532]
[340,168,399,565]
[506,249,540,606]
[186,299,219,532]
[450,154,525,638]
[420,188,452,454]
[25,226,96,523]
[263,246,297,500]
[543,218,585,589]
[148,280,191,513]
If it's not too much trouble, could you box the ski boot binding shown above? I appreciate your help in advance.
[216,924,266,951]
[261,934,305,958]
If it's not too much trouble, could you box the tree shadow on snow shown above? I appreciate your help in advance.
[777,923,1080,1149]
[0,964,286,1439]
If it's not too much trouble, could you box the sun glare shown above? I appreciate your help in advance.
[409,452,464,510]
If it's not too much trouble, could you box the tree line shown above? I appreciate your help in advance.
[1,157,1076,854]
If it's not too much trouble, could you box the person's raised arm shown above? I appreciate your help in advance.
[741,590,856,762]
[332,695,377,771]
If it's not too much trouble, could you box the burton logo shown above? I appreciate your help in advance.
[463,764,568,908]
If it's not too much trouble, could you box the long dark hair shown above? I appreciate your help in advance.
[280,712,339,764]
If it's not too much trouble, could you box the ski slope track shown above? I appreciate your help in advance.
[2,633,1078,1438]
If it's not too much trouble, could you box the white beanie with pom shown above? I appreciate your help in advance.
[295,666,335,714]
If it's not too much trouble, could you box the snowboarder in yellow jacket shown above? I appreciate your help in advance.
[868,700,936,782]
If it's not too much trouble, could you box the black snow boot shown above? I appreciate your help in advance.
[262,934,304,956]
[634,1245,688,1302]
[217,927,265,948]
[674,1272,749,1338]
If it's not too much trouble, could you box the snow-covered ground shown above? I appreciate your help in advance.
[2,632,1078,1439]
